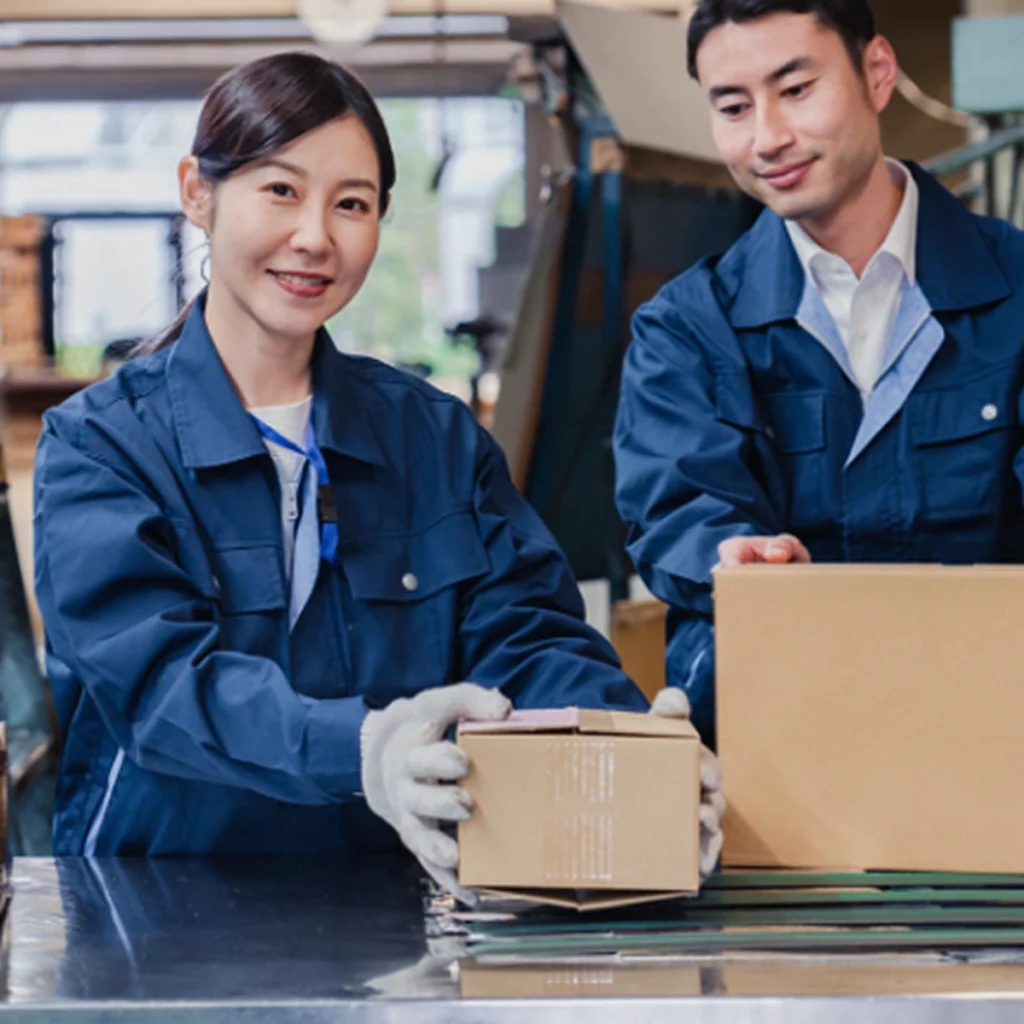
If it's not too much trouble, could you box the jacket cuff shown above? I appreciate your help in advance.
[304,696,371,800]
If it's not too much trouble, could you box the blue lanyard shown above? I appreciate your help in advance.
[250,415,339,565]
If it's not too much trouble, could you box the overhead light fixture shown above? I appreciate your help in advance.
[298,0,388,46]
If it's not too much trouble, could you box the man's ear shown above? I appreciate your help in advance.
[862,35,898,115]
[178,156,213,232]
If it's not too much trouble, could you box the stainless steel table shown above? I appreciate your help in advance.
[4,856,1024,1021]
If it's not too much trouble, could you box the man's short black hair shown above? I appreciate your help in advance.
[687,0,876,80]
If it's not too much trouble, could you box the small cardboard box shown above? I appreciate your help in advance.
[715,564,1024,872]
[457,708,700,909]
[610,598,668,703]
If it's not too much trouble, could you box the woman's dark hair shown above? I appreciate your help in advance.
[687,0,876,80]
[138,51,396,355]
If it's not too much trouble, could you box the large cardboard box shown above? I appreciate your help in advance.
[715,564,1024,872]
[458,708,700,908]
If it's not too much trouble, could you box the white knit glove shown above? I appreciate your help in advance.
[650,687,726,881]
[360,682,511,905]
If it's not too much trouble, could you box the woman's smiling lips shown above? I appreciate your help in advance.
[268,269,333,299]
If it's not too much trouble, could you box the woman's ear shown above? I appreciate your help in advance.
[178,156,213,233]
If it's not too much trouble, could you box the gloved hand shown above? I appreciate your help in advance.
[650,687,726,882]
[360,682,511,905]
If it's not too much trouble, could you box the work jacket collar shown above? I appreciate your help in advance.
[167,294,386,470]
[727,161,1011,330]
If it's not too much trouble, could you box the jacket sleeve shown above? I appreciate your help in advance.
[34,425,367,805]
[456,425,647,713]
[613,294,784,741]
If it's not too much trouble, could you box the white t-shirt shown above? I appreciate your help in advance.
[248,395,312,580]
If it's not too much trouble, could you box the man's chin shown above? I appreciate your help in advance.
[757,188,828,223]
[734,168,826,221]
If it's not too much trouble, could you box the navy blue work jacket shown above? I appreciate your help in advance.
[614,164,1024,744]
[35,300,645,855]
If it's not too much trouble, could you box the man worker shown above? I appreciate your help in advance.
[614,0,1024,745]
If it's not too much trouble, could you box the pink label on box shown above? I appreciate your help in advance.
[458,707,581,734]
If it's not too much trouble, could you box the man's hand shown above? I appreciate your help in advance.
[717,533,811,568]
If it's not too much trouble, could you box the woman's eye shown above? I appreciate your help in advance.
[338,197,371,213]
[268,182,295,198]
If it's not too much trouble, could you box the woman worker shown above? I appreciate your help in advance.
[33,52,723,895]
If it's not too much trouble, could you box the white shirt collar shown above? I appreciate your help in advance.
[785,158,919,286]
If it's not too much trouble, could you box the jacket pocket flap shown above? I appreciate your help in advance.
[910,383,1012,447]
[342,510,490,602]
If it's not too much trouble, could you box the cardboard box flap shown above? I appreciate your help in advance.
[581,709,696,739]
[557,0,721,164]
[459,707,580,734]
[458,707,696,739]
[474,887,691,913]
[714,562,1024,583]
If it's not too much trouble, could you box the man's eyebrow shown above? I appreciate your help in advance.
[708,57,812,102]
[767,56,812,83]
[709,83,747,102]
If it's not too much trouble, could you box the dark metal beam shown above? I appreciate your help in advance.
[0,38,525,101]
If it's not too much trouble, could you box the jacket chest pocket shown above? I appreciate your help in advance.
[764,391,830,533]
[337,510,491,703]
[908,367,1019,526]
[716,381,830,532]
[209,543,287,656]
